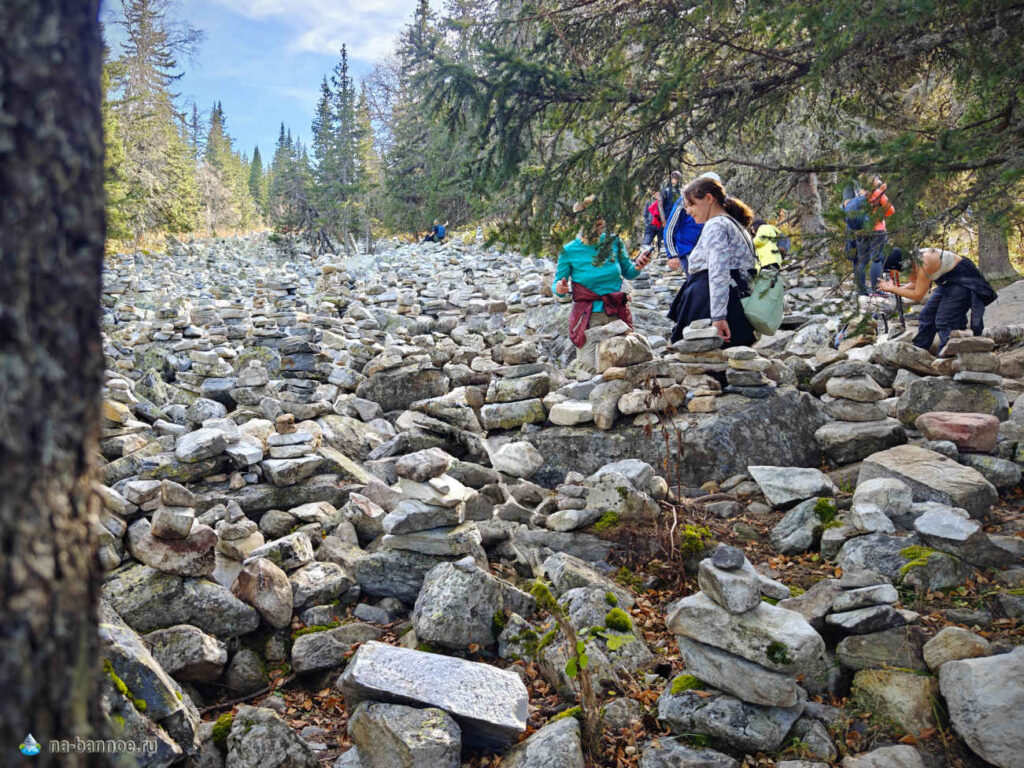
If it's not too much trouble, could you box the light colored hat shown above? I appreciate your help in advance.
[572,194,597,213]
[698,171,722,183]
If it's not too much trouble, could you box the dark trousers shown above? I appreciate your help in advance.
[912,282,985,352]
[641,223,663,248]
[668,269,755,348]
[853,232,886,294]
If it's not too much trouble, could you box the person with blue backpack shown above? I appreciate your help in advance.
[422,219,447,243]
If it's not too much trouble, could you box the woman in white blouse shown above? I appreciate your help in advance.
[667,177,758,347]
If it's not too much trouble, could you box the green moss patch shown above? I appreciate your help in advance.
[814,497,837,525]
[767,641,792,666]
[669,674,703,695]
[899,545,940,576]
[211,713,234,745]
[594,511,620,531]
[680,524,714,555]
[604,607,633,632]
[550,705,582,722]
[291,622,340,638]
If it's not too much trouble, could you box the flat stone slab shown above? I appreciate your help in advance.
[858,444,997,519]
[748,466,836,508]
[676,637,799,707]
[915,411,1000,452]
[337,641,528,748]
[814,418,907,465]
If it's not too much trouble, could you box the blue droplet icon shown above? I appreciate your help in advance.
[20,734,41,756]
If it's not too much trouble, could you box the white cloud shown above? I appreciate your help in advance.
[210,0,418,60]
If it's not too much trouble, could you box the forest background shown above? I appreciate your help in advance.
[102,0,1024,279]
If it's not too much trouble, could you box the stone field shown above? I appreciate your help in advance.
[93,233,1024,768]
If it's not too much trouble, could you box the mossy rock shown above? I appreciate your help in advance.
[669,674,703,695]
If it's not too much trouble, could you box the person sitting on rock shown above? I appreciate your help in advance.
[552,195,650,373]
[666,177,758,347]
[876,247,996,352]
[422,219,447,243]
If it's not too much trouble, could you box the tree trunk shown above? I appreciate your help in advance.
[0,2,107,766]
[794,172,828,264]
[978,219,1019,280]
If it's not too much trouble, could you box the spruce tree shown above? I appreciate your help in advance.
[109,0,203,240]
[249,146,267,215]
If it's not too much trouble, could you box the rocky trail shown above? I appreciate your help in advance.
[94,233,1024,768]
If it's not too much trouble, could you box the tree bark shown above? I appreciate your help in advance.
[978,219,1019,280]
[0,2,107,766]
[793,172,828,263]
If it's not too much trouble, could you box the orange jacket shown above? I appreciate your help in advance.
[868,184,895,231]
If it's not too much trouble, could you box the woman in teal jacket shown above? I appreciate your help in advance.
[552,196,650,373]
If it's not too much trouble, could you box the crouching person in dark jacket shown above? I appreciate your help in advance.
[876,248,997,353]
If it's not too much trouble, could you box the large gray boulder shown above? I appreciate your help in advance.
[814,418,906,464]
[500,717,585,768]
[225,705,318,768]
[347,702,460,768]
[658,685,805,753]
[939,647,1024,768]
[411,558,535,649]
[356,365,450,412]
[144,625,228,683]
[291,623,383,675]
[858,444,997,518]
[770,497,829,554]
[835,533,918,581]
[99,603,201,757]
[896,377,1010,426]
[522,389,827,486]
[337,641,528,748]
[339,547,452,604]
[102,565,259,637]
[836,627,927,672]
[913,507,1016,567]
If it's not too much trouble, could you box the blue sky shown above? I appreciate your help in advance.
[101,0,420,161]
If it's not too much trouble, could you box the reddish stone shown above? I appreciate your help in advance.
[915,411,1000,452]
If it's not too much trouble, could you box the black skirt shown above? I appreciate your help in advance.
[668,269,756,347]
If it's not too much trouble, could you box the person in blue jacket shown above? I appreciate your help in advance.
[422,219,447,243]
[663,171,721,276]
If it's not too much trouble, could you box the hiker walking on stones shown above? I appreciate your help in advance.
[641,188,664,251]
[552,195,650,373]
[849,176,895,296]
[876,247,997,352]
[667,177,758,347]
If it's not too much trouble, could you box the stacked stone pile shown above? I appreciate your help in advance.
[658,544,837,757]
[814,358,906,464]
